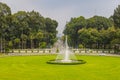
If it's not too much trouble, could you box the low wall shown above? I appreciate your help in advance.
[73,49,115,54]
[9,49,51,53]
[9,49,115,54]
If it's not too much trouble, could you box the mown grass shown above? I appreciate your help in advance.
[0,53,3,55]
[0,55,120,80]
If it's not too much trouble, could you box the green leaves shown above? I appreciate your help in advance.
[86,16,112,30]
[0,2,58,49]
[10,11,58,49]
[64,14,120,49]
[64,15,113,48]
[113,5,120,28]
[0,2,11,16]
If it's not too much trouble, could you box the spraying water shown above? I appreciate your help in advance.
[56,35,77,63]
[47,35,86,64]
[61,35,72,62]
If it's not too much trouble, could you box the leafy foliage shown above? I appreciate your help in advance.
[64,13,120,51]
[113,5,120,28]
[0,2,58,50]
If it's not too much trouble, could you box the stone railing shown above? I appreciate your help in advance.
[8,49,115,54]
[72,49,115,54]
[9,49,52,53]
[6,49,117,56]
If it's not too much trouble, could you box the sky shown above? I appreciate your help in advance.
[0,0,120,35]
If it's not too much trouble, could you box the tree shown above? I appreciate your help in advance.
[86,16,113,30]
[0,2,58,50]
[45,18,58,47]
[0,2,11,15]
[0,2,11,52]
[14,38,20,49]
[64,15,114,48]
[39,42,47,48]
[64,16,86,47]
[78,28,99,48]
[113,5,120,28]
[29,32,35,49]
[8,41,13,49]
[36,31,44,48]
[12,11,29,49]
[21,34,27,49]
[110,28,120,53]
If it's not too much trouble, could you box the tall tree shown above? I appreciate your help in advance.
[45,18,58,46]
[113,5,120,28]
[64,16,86,47]
[0,2,58,50]
[0,2,11,52]
[78,28,99,48]
[86,16,113,30]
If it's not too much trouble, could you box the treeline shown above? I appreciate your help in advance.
[64,5,120,52]
[0,2,58,52]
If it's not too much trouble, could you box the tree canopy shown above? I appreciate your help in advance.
[0,2,120,54]
[0,2,58,51]
[113,5,120,28]
[63,5,120,52]
[64,15,114,48]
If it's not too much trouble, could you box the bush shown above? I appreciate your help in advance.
[79,44,84,49]
[39,42,47,48]
[5,48,10,53]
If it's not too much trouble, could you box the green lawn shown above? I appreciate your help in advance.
[0,55,120,80]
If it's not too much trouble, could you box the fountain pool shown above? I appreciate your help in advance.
[47,35,86,65]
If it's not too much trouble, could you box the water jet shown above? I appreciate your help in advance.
[47,35,86,65]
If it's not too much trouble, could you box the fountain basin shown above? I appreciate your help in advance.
[48,35,86,65]
[47,59,86,65]
[61,60,72,63]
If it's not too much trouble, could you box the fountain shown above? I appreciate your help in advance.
[47,35,86,65]
[60,35,71,62]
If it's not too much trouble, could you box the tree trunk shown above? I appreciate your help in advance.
[1,37,2,53]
